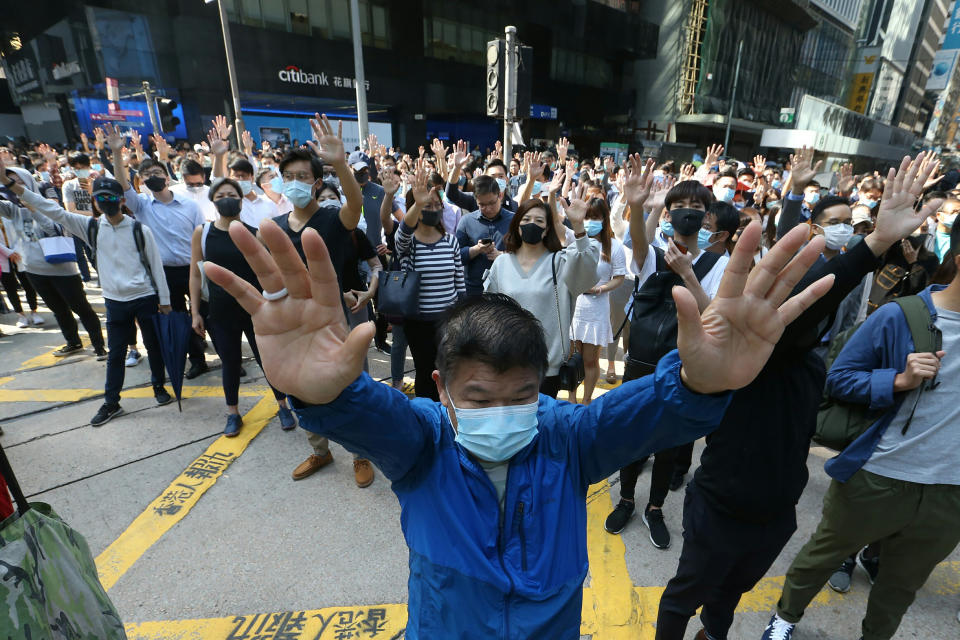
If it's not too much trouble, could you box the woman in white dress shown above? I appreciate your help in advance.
[570,197,625,404]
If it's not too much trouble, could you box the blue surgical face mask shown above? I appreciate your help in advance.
[282,180,316,209]
[238,180,254,196]
[861,198,878,209]
[698,228,719,250]
[531,181,543,196]
[75,169,91,179]
[660,220,674,237]
[92,164,103,172]
[495,178,507,192]
[771,180,782,190]
[585,219,604,236]
[806,191,821,206]
[269,176,284,193]
[447,387,539,463]
[766,200,780,210]
[713,185,735,203]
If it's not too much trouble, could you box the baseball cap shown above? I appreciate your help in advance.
[852,208,873,226]
[348,151,369,171]
[92,176,123,197]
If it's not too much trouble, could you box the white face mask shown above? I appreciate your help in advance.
[821,223,854,250]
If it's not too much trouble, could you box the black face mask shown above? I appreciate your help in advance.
[144,175,166,192]
[96,199,120,217]
[420,208,442,227]
[670,208,706,236]
[214,197,242,218]
[520,222,545,244]
[355,170,369,184]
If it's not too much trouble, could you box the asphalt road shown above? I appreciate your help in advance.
[0,282,957,639]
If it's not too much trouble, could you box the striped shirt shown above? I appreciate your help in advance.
[396,221,466,318]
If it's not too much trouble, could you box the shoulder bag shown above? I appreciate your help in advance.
[552,252,585,392]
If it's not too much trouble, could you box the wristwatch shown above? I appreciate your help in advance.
[574,230,587,238]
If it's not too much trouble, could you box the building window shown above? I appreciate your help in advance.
[551,47,613,88]
[289,0,309,35]
[262,0,287,30]
[423,17,494,64]
[228,0,388,47]
[240,0,262,26]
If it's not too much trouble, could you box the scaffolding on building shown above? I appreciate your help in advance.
[679,0,709,115]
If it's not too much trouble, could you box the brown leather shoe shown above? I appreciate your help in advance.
[694,629,714,640]
[292,452,333,481]
[354,458,374,488]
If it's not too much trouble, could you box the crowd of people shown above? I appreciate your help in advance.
[1,117,958,640]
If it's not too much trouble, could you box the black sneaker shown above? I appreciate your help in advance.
[375,340,391,355]
[828,555,856,593]
[185,361,209,379]
[642,505,670,549]
[857,549,880,584]
[604,499,635,534]
[239,366,247,378]
[91,403,123,426]
[669,470,686,491]
[154,386,174,406]
[93,345,108,361]
[53,343,84,357]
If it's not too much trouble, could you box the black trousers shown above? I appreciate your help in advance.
[655,483,797,640]
[27,273,103,349]
[104,295,165,405]
[207,313,282,406]
[1,268,37,314]
[403,317,440,401]
[163,265,206,364]
[539,375,561,399]
[674,441,695,476]
[616,358,686,509]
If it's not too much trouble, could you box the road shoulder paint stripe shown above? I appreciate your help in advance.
[95,395,278,591]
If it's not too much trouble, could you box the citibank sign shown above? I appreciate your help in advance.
[278,65,330,86]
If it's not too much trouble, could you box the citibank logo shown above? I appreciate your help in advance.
[278,65,330,86]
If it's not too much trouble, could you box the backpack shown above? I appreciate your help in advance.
[813,295,940,451]
[86,217,156,291]
[626,247,721,376]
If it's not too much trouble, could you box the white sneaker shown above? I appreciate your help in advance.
[760,614,795,640]
[30,312,44,326]
[125,350,142,367]
[16,315,29,328]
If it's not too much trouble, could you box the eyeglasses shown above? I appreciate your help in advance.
[282,172,315,182]
[95,194,120,202]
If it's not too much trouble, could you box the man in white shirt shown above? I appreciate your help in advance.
[169,159,217,222]
[255,167,293,217]
[225,157,278,228]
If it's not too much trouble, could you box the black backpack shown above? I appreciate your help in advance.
[86,216,156,290]
[626,247,721,376]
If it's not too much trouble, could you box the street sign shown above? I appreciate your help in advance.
[778,108,796,124]
[91,113,125,121]
[106,77,119,102]
[107,103,144,117]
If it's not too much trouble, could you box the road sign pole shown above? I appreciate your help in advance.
[142,81,161,136]
[214,0,245,149]
[503,26,517,162]
[723,39,744,153]
[350,0,369,150]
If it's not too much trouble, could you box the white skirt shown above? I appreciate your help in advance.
[570,291,613,345]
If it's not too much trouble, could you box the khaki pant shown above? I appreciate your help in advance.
[307,432,330,457]
[777,469,960,640]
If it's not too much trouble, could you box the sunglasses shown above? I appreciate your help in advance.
[95,194,120,202]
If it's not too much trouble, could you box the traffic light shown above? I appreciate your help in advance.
[156,97,180,133]
[484,40,532,119]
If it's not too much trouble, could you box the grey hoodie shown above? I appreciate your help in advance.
[0,167,80,277]
[17,188,170,305]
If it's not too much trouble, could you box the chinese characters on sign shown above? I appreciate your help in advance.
[224,608,394,640]
[277,66,370,91]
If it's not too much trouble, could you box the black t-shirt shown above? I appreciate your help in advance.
[342,228,377,292]
[204,222,260,321]
[273,206,351,289]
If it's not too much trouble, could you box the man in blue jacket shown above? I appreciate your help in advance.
[204,208,832,639]
[764,226,960,640]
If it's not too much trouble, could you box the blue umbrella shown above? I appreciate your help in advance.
[151,311,192,411]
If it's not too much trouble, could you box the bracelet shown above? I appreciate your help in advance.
[574,230,587,238]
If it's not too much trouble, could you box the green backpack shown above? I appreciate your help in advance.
[813,295,938,451]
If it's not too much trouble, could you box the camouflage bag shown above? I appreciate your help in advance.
[0,444,126,639]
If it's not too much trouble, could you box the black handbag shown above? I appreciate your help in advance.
[377,235,421,318]
[552,253,585,392]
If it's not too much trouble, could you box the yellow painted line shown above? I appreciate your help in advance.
[96,395,278,591]
[125,604,408,640]
[18,338,91,370]
[0,376,13,387]
[0,385,271,403]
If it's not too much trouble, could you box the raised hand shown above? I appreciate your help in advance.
[452,140,470,169]
[921,154,943,190]
[527,152,546,180]
[381,169,400,196]
[835,162,854,194]
[430,138,447,161]
[492,140,503,159]
[679,163,695,181]
[94,127,106,151]
[410,164,433,206]
[366,133,378,154]
[556,136,570,162]
[36,143,57,165]
[150,134,170,160]
[306,114,345,166]
[204,220,374,405]
[870,152,943,249]
[622,154,656,208]
[547,169,565,194]
[212,115,231,141]
[675,223,833,394]
[565,196,588,227]
[788,146,822,193]
[753,176,767,204]
[752,154,766,175]
[241,129,254,155]
[104,123,125,152]
[704,143,724,168]
[207,127,229,156]
[80,132,90,152]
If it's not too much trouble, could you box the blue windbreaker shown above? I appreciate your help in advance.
[292,350,731,639]
[824,285,942,482]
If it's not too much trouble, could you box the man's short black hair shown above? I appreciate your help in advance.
[138,158,164,175]
[181,160,204,177]
[708,201,740,236]
[665,180,712,210]
[718,167,738,179]
[229,158,255,176]
[278,149,323,180]
[811,195,850,223]
[473,174,500,197]
[68,152,90,168]
[737,167,755,179]
[437,294,548,381]
[805,180,821,190]
[486,158,506,171]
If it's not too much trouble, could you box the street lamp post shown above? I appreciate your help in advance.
[209,0,244,149]
[349,0,369,151]
[503,26,518,162]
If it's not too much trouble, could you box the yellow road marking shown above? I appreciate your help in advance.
[17,339,91,370]
[0,385,271,403]
[95,395,278,591]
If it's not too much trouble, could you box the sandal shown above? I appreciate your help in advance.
[605,371,618,384]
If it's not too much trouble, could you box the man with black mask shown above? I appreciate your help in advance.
[105,124,210,379]
[1,170,173,427]
[605,172,728,552]
[349,150,385,251]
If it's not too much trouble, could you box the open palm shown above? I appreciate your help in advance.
[873,152,942,244]
[204,220,373,405]
[675,223,833,394]
[307,113,344,165]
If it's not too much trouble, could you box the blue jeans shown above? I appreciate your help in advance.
[104,295,166,405]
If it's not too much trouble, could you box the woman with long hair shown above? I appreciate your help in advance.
[569,197,625,404]
[484,196,599,398]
